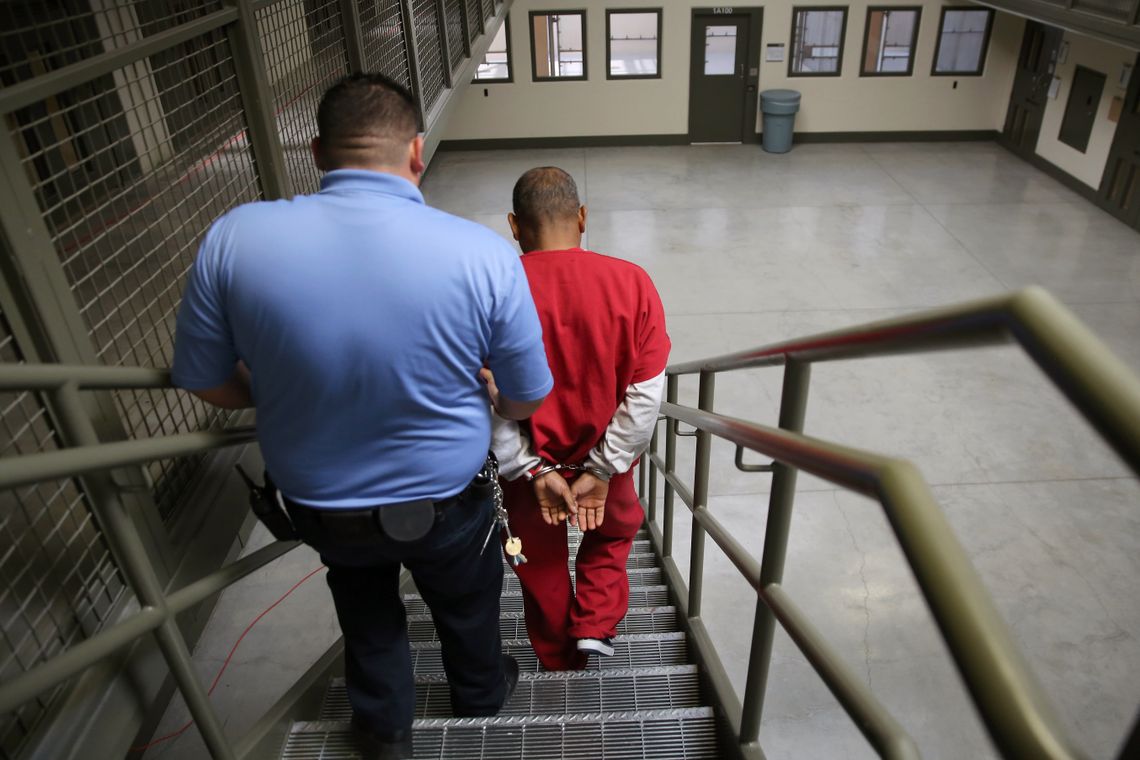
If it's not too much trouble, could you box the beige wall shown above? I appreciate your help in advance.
[1033,32,1134,189]
[443,0,1024,140]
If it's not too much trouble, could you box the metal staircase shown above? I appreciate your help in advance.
[278,528,725,759]
[5,289,1140,759]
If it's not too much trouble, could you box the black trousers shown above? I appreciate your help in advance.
[285,494,506,735]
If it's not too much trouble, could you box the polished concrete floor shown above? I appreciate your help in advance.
[146,142,1140,759]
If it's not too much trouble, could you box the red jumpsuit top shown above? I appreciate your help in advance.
[520,248,670,463]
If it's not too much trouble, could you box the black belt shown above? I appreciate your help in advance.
[264,453,499,544]
[285,487,469,542]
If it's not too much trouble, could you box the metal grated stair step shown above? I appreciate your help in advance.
[319,665,704,720]
[402,585,672,616]
[567,538,652,555]
[408,633,689,675]
[503,566,663,594]
[507,550,660,571]
[405,607,679,643]
[283,708,720,759]
[569,531,649,550]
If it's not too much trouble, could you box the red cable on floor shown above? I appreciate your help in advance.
[129,564,328,754]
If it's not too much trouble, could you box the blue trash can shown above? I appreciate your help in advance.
[759,89,801,154]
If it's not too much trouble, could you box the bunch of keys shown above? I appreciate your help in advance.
[479,465,527,568]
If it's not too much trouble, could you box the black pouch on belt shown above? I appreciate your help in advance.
[467,450,498,501]
[235,465,299,541]
[377,499,436,542]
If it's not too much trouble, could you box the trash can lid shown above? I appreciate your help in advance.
[759,89,801,105]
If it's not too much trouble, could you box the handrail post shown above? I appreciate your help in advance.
[687,369,715,617]
[400,0,429,129]
[48,383,237,760]
[339,0,367,73]
[645,421,658,522]
[434,0,454,86]
[662,374,679,557]
[740,359,811,743]
[227,0,292,201]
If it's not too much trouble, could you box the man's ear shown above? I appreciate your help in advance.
[310,137,326,172]
[408,135,426,181]
[578,205,588,233]
[507,212,521,242]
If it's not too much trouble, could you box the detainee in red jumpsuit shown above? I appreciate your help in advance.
[492,166,670,671]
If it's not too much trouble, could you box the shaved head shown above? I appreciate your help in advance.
[316,73,420,168]
[512,167,581,227]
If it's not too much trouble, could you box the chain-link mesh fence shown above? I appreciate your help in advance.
[0,1,225,90]
[257,0,352,195]
[0,1,501,755]
[359,0,414,90]
[412,0,447,112]
[443,0,466,72]
[0,307,129,760]
[6,27,260,519]
[466,0,484,38]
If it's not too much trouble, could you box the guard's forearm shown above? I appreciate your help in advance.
[189,364,253,409]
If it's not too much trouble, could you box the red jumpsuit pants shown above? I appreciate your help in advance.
[501,470,644,671]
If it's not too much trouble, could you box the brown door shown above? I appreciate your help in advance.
[1100,53,1140,231]
[689,15,750,143]
[1002,21,1063,155]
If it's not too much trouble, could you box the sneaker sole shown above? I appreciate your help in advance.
[577,639,616,657]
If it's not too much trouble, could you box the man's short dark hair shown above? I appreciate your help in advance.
[316,73,420,166]
[512,167,581,226]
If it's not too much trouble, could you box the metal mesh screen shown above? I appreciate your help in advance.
[359,0,413,90]
[257,0,351,195]
[5,27,260,519]
[466,0,484,38]
[0,308,129,760]
[482,0,494,24]
[412,0,447,112]
[0,1,224,89]
[443,0,466,72]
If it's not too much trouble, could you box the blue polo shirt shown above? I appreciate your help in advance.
[172,170,552,507]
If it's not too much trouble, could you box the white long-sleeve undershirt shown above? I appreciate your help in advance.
[492,370,666,481]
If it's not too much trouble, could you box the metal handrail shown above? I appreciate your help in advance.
[0,362,171,390]
[667,286,1140,475]
[657,403,1078,760]
[0,366,285,760]
[644,286,1140,760]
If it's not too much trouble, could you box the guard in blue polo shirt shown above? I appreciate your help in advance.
[172,73,552,760]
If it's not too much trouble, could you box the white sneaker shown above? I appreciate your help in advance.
[576,637,615,657]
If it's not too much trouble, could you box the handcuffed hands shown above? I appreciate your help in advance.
[569,472,609,531]
[533,471,576,526]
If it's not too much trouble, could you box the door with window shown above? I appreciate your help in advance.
[1100,53,1140,231]
[1003,21,1063,155]
[689,14,750,142]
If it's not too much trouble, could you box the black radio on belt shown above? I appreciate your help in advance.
[235,465,299,542]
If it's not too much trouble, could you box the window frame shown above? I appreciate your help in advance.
[859,6,922,77]
[605,8,663,80]
[474,16,513,83]
[930,6,994,77]
[529,9,589,82]
[788,6,850,78]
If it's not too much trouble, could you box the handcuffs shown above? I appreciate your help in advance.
[525,461,612,482]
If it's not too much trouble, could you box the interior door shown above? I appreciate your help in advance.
[689,15,749,143]
[1003,21,1063,155]
[1100,53,1140,231]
